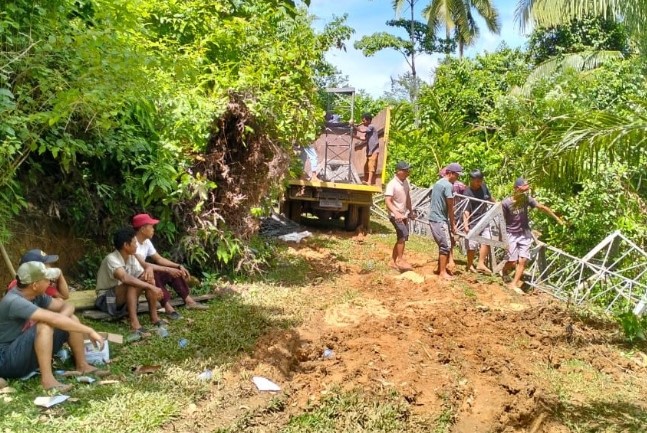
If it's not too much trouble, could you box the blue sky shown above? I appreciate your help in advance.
[308,0,528,97]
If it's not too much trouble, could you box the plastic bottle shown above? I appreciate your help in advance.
[157,326,169,338]
[178,338,189,348]
[56,348,70,362]
[125,332,142,343]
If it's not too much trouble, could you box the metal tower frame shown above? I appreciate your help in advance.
[322,88,355,183]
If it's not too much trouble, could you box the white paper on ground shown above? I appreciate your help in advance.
[76,376,96,383]
[252,376,281,392]
[278,231,312,243]
[34,395,69,408]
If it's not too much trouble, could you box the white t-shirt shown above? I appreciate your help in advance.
[136,238,157,259]
[96,250,144,291]
[384,176,410,217]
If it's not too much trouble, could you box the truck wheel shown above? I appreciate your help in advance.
[288,199,302,223]
[345,204,359,231]
[358,205,371,232]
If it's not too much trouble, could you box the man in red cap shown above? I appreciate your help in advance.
[132,213,207,319]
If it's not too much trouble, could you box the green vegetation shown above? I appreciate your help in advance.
[281,389,425,433]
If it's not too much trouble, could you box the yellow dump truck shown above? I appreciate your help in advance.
[281,88,391,231]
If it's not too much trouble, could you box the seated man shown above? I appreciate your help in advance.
[7,249,70,299]
[0,261,104,392]
[95,227,164,334]
[132,213,208,320]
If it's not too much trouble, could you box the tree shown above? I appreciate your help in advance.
[354,0,451,120]
[527,15,630,65]
[516,0,647,51]
[423,0,501,57]
[515,0,647,182]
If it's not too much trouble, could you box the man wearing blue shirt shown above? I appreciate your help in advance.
[429,163,463,280]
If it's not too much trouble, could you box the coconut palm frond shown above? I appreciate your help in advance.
[519,50,623,96]
[471,0,502,33]
[532,102,647,182]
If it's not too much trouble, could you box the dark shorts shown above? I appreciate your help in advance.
[95,287,128,318]
[0,326,69,378]
[389,217,409,241]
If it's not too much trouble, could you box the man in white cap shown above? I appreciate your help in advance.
[0,261,104,392]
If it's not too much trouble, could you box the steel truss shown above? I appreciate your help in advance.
[381,185,647,316]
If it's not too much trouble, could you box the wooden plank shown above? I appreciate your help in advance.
[80,293,219,321]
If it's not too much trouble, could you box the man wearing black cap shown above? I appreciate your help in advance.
[462,170,495,273]
[385,161,414,271]
[430,163,463,280]
[502,177,564,293]
[6,249,70,299]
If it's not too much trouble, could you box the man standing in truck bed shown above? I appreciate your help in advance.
[353,113,380,185]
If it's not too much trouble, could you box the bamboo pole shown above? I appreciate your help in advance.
[0,243,15,277]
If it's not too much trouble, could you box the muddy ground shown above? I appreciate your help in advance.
[167,229,647,433]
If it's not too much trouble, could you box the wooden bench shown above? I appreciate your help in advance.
[66,291,219,321]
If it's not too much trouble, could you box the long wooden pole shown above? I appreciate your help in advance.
[0,243,15,276]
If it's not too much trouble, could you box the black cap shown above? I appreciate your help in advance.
[19,249,59,265]
[395,161,411,171]
[469,169,484,179]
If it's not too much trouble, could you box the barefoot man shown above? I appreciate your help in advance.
[463,169,495,273]
[502,177,564,293]
[385,161,414,271]
[0,261,105,392]
[430,163,463,280]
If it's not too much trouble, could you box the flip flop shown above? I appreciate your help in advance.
[165,311,182,320]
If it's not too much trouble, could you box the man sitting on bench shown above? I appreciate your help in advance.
[95,227,163,336]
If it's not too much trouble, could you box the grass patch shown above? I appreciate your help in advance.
[280,388,429,433]
[0,289,297,433]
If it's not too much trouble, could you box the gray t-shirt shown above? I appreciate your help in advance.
[365,124,379,156]
[96,250,144,292]
[502,195,538,234]
[429,178,454,223]
[0,289,51,345]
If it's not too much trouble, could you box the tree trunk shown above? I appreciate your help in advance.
[410,0,419,126]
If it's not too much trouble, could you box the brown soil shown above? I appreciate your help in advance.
[169,231,647,432]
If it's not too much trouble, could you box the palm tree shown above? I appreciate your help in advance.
[422,0,501,57]
[516,0,647,49]
[516,0,647,181]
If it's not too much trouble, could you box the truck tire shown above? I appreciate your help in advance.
[358,205,371,231]
[288,199,302,223]
[345,204,359,231]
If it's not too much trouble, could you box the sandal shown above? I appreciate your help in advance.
[165,311,182,320]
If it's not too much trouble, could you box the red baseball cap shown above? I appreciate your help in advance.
[132,213,160,229]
